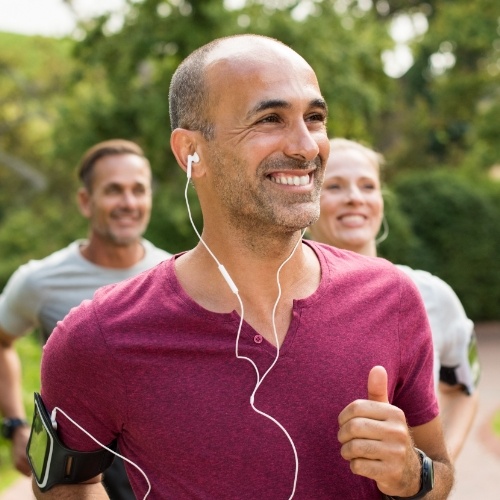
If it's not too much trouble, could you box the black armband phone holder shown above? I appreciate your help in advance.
[27,392,116,492]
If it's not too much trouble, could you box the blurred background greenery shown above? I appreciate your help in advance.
[0,0,500,320]
[2,0,500,320]
[1,0,500,487]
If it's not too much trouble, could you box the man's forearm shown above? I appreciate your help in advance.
[425,458,454,500]
[0,342,26,419]
[33,476,109,499]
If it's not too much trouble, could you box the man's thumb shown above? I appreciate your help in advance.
[367,365,389,403]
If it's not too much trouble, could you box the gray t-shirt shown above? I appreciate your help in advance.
[0,239,170,342]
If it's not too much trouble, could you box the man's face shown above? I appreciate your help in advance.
[81,153,152,246]
[199,41,329,234]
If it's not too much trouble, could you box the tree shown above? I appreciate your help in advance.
[2,0,499,319]
[0,32,81,288]
[376,0,500,174]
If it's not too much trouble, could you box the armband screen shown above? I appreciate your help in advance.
[27,393,116,492]
[28,396,53,487]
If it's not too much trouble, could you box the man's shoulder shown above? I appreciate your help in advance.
[0,242,84,336]
[83,259,172,335]
[5,241,82,290]
[309,240,398,274]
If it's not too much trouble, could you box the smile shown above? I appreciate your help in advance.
[338,214,367,227]
[269,173,311,186]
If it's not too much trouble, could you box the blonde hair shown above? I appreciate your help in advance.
[329,138,385,175]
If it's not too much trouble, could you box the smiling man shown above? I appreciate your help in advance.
[0,139,170,499]
[34,36,453,499]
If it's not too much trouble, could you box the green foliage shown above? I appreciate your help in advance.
[382,0,500,171]
[145,178,204,254]
[392,171,500,320]
[1,0,500,321]
[376,189,422,265]
[0,31,75,177]
[0,31,84,288]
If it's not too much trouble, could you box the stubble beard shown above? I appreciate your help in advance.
[92,215,148,248]
[212,151,323,236]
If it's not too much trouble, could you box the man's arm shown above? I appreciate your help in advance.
[411,417,454,499]
[438,382,479,461]
[0,327,31,475]
[338,366,454,499]
[32,475,108,499]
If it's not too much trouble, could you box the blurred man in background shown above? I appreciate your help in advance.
[0,139,170,499]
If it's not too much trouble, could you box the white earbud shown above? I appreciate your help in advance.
[186,152,200,179]
[50,408,58,430]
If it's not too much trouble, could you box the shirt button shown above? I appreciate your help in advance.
[254,334,263,344]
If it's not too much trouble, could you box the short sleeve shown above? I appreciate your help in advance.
[41,300,125,451]
[0,263,41,336]
[393,270,439,427]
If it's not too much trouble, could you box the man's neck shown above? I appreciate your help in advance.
[80,239,145,269]
[175,231,320,345]
[199,224,308,283]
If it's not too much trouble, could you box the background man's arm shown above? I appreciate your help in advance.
[0,326,31,475]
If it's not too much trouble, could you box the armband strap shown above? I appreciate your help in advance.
[27,393,116,492]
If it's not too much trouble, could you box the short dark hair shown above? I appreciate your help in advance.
[168,34,284,140]
[168,41,217,139]
[77,139,147,191]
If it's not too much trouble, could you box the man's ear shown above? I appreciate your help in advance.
[171,129,205,179]
[77,187,91,219]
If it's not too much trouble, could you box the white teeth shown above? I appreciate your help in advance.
[271,174,309,186]
[340,215,365,225]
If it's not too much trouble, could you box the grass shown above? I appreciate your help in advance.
[0,332,42,492]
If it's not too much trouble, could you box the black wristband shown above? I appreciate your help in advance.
[1,417,29,440]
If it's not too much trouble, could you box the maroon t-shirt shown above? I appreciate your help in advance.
[42,241,437,499]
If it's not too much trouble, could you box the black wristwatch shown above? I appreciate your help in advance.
[1,417,28,440]
[384,448,435,499]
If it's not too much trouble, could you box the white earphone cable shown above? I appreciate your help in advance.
[42,158,304,500]
[185,173,304,499]
[51,407,151,499]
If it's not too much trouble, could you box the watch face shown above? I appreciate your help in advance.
[423,455,435,490]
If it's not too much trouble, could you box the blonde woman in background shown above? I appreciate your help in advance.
[308,138,480,462]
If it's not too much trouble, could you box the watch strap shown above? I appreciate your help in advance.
[1,417,29,440]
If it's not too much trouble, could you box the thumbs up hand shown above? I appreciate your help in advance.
[338,366,421,497]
